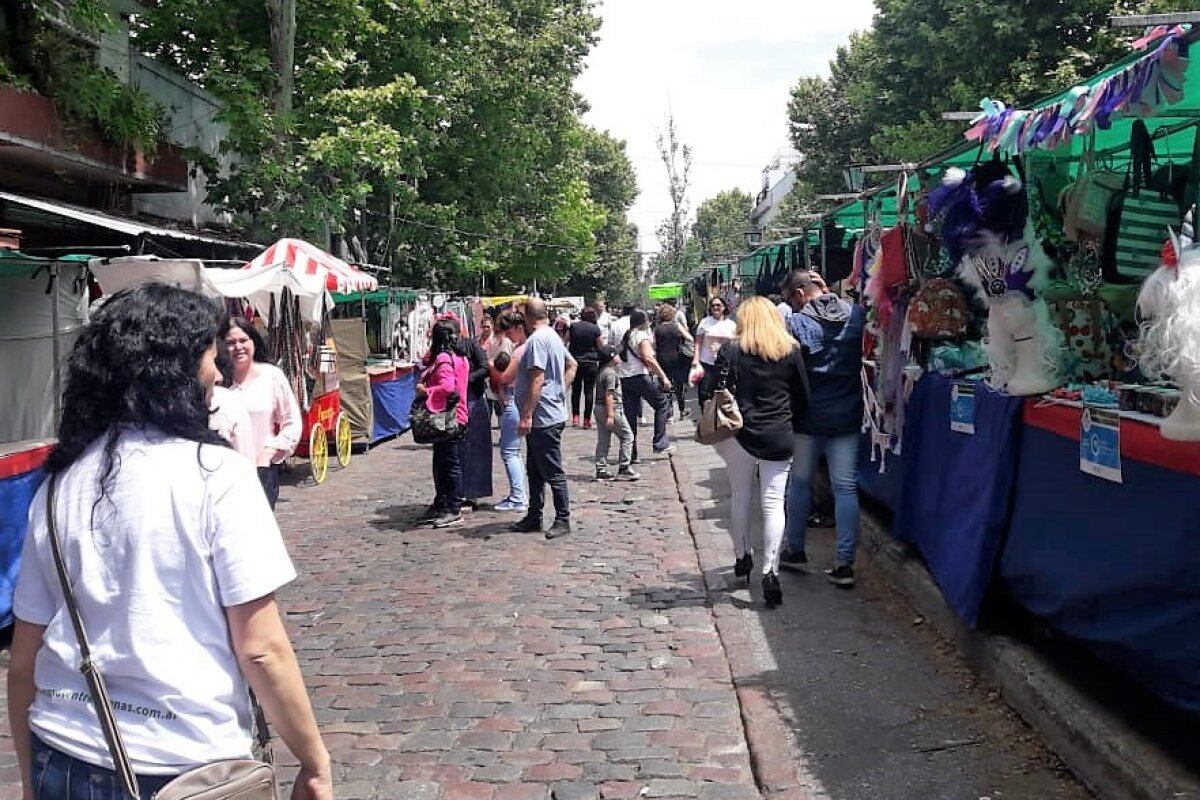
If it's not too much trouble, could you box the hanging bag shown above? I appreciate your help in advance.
[1062,137,1124,241]
[696,348,742,445]
[1114,120,1183,277]
[410,359,462,444]
[42,477,278,800]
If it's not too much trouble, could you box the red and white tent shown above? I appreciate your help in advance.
[244,238,378,294]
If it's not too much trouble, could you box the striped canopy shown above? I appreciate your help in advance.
[244,238,378,294]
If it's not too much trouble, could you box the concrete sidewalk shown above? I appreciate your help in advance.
[667,420,1091,800]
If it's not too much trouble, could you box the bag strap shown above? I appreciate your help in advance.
[44,476,142,799]
[44,476,274,798]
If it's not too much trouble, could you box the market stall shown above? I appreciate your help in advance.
[815,24,1200,711]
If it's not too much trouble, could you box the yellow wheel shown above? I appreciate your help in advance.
[335,412,353,468]
[309,425,329,484]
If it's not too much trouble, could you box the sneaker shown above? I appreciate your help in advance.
[582,419,593,430]
[828,565,855,587]
[733,552,753,579]
[545,518,571,540]
[415,504,441,523]
[762,573,783,608]
[462,499,479,512]
[596,468,615,481]
[431,512,463,528]
[616,467,640,481]
[494,498,527,512]
[653,445,677,457]
[778,548,808,571]
[807,513,835,528]
[510,515,542,533]
[571,415,581,427]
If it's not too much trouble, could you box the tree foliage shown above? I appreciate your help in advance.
[135,0,631,293]
[653,112,695,282]
[693,189,753,263]
[787,0,1188,198]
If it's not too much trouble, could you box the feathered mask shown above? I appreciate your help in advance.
[962,232,1036,301]
[926,164,1028,266]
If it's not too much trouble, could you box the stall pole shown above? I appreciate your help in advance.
[49,262,62,428]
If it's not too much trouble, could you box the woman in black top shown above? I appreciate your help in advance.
[653,304,695,418]
[711,297,807,608]
[568,306,605,428]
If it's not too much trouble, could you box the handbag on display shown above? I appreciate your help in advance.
[696,350,742,445]
[906,277,970,339]
[410,361,462,444]
[1062,141,1124,242]
[42,478,278,800]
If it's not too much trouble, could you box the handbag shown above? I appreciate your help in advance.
[906,277,970,339]
[42,477,277,800]
[696,350,743,445]
[1062,142,1124,242]
[410,361,462,444]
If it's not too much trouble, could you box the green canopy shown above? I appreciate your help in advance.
[332,287,422,305]
[823,30,1200,231]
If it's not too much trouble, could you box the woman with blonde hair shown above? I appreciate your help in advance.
[710,296,808,608]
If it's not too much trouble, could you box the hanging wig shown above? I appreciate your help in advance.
[1138,218,1200,401]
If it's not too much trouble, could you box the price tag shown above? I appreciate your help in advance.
[1080,407,1122,483]
[950,382,976,434]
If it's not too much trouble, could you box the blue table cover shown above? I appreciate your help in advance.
[1,467,45,628]
[1002,424,1200,712]
[371,371,418,442]
[894,374,1024,625]
[856,431,905,512]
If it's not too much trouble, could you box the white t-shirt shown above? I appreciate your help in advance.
[13,427,296,774]
[696,316,737,365]
[609,316,631,351]
[617,328,653,378]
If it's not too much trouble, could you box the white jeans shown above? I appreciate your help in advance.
[715,437,791,575]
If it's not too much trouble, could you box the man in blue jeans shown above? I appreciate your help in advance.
[512,298,577,540]
[778,271,866,587]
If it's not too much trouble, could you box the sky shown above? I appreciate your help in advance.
[575,0,876,257]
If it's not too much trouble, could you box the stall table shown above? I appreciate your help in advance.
[1001,401,1200,712]
[0,440,52,628]
[369,362,418,443]
[893,374,1025,625]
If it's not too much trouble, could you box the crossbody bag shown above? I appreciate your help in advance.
[43,476,278,800]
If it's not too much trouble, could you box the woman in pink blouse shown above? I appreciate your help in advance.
[415,319,469,528]
[224,317,302,508]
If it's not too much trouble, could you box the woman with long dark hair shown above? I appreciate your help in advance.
[691,296,737,406]
[654,303,694,418]
[8,283,331,799]
[223,316,302,508]
[415,318,469,528]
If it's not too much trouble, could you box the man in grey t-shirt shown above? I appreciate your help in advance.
[513,298,577,539]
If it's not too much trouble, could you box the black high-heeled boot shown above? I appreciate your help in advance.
[733,552,753,579]
[762,573,782,608]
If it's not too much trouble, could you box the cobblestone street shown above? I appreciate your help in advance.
[267,425,762,800]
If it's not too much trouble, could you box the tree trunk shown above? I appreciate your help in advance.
[264,0,296,118]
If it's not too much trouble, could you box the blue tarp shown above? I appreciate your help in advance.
[1,467,45,628]
[371,371,417,442]
[1002,425,1200,712]
[894,375,1024,625]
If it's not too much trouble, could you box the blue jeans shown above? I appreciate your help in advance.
[786,432,861,566]
[31,735,174,799]
[498,396,527,506]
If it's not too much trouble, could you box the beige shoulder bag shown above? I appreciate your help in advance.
[696,348,743,445]
[44,476,277,800]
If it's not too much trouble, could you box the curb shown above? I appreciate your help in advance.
[857,513,1200,800]
[668,449,819,800]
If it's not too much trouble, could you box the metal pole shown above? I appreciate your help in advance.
[49,263,62,429]
[819,221,827,277]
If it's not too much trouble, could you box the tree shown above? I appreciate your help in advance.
[693,189,753,263]
[654,111,694,282]
[136,0,609,292]
[557,127,641,302]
